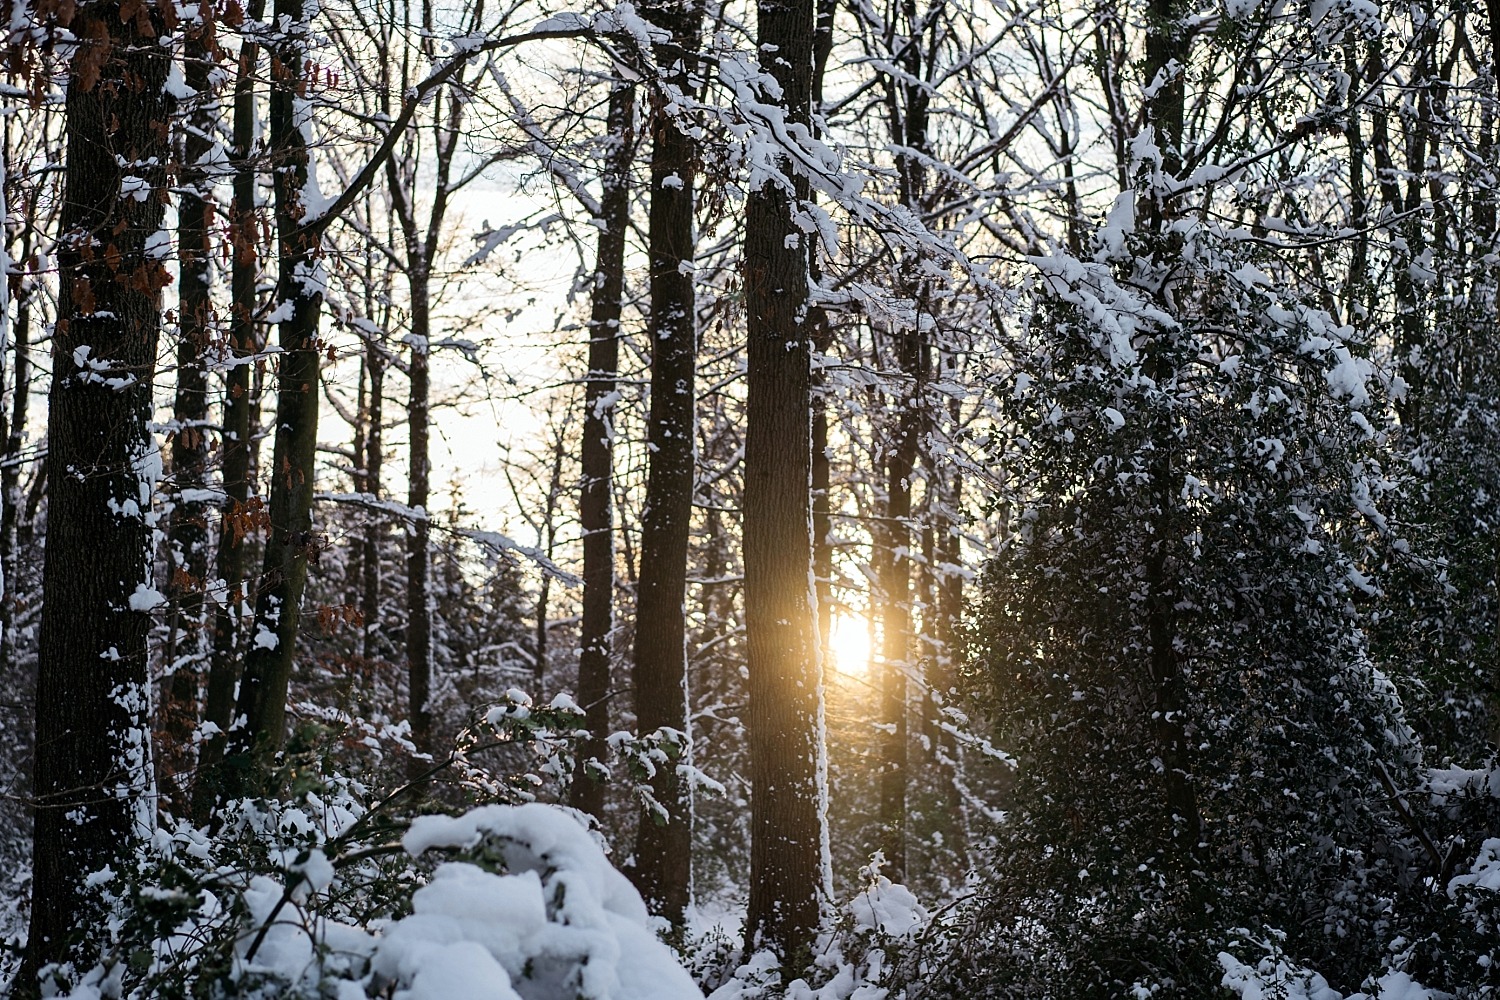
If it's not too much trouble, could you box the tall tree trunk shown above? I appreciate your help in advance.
[875,335,920,880]
[570,83,635,819]
[405,273,433,765]
[22,5,172,987]
[630,0,703,929]
[361,346,384,658]
[388,0,471,770]
[349,356,368,609]
[224,0,326,789]
[743,0,828,965]
[0,196,31,678]
[532,429,566,689]
[809,0,836,657]
[195,0,269,817]
[161,9,220,798]
[873,1,931,879]
[920,378,967,874]
[1141,0,1203,873]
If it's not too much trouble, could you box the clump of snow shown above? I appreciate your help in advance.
[127,584,167,612]
[1427,764,1500,801]
[1220,950,1441,1000]
[848,863,925,938]
[1093,191,1136,262]
[385,803,703,1000]
[1449,838,1500,895]
[1219,952,1342,1000]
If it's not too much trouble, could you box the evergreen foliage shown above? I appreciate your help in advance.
[946,225,1433,996]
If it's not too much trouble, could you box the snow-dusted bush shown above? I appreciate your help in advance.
[372,804,702,1000]
[15,690,709,1000]
[705,857,929,1000]
[42,800,702,1000]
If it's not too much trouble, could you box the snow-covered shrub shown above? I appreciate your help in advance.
[939,204,1434,995]
[15,687,711,1000]
[705,856,929,1000]
[1218,944,1441,1000]
[367,804,703,1000]
[37,799,703,999]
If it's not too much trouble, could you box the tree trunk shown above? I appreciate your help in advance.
[808,0,836,657]
[389,1,470,770]
[223,0,326,790]
[875,338,919,879]
[22,5,172,986]
[570,83,635,819]
[1141,0,1203,873]
[920,382,967,875]
[630,0,703,928]
[743,0,828,964]
[532,428,566,689]
[161,10,220,799]
[872,3,931,879]
[361,347,384,658]
[406,274,433,765]
[195,0,269,817]
[0,210,31,678]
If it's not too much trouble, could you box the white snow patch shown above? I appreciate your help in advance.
[128,584,167,612]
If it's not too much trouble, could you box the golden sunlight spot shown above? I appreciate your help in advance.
[827,611,873,676]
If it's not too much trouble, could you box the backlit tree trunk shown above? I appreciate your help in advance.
[873,13,931,872]
[630,0,703,927]
[743,0,829,964]
[570,82,635,820]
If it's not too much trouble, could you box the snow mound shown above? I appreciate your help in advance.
[849,875,925,938]
[384,803,703,1000]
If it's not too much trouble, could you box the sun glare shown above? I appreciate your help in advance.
[827,612,873,676]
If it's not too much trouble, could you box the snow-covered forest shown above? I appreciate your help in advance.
[1,0,1499,992]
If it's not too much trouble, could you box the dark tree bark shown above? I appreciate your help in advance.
[405,279,433,762]
[871,0,932,878]
[193,0,267,819]
[532,429,566,687]
[874,335,920,879]
[361,345,384,658]
[161,8,221,796]
[809,0,836,656]
[571,83,635,820]
[0,181,32,678]
[743,0,827,965]
[1141,0,1204,871]
[22,3,173,987]
[629,0,703,928]
[224,0,327,788]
